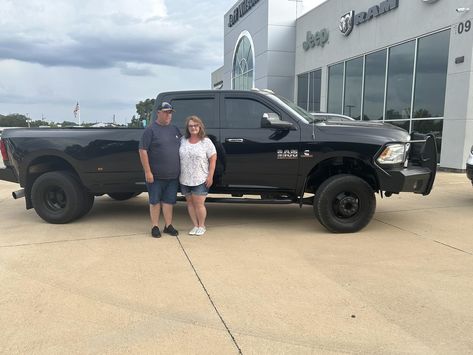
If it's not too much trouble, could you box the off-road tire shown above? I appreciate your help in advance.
[31,171,86,224]
[314,174,376,233]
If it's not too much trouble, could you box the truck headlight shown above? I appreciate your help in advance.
[377,144,408,165]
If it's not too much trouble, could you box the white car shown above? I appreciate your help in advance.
[467,145,473,186]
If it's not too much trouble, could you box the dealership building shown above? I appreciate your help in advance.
[211,0,473,170]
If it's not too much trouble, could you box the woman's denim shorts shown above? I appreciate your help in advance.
[180,182,209,196]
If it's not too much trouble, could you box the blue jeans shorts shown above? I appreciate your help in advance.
[180,182,209,196]
[146,178,179,205]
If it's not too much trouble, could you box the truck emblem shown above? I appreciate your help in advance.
[301,150,313,158]
[339,11,355,36]
[277,149,298,160]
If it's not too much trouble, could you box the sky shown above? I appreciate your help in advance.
[0,0,325,125]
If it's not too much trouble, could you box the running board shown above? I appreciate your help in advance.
[177,196,295,205]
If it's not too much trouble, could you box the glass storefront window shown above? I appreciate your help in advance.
[322,31,450,160]
[388,120,410,132]
[297,73,308,110]
[363,49,386,121]
[328,63,344,114]
[232,36,254,90]
[413,30,450,118]
[412,119,443,157]
[344,56,363,119]
[386,40,416,119]
[309,69,322,112]
[297,70,321,112]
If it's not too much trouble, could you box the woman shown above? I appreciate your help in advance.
[179,116,217,236]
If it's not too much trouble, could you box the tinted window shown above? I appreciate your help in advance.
[363,49,386,121]
[413,30,450,118]
[386,41,415,119]
[327,63,344,114]
[344,57,363,119]
[297,73,309,110]
[309,69,322,112]
[223,98,274,129]
[170,98,217,129]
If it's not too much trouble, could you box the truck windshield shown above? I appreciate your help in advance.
[268,95,321,124]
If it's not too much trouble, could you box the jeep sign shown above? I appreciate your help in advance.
[303,29,329,51]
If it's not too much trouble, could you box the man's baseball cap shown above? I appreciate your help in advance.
[157,102,175,112]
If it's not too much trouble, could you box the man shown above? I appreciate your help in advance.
[139,102,181,238]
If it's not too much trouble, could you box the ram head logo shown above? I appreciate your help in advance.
[339,11,355,36]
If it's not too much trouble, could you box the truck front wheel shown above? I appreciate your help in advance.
[314,174,376,233]
[31,171,86,224]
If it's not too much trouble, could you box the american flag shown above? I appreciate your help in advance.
[73,101,80,118]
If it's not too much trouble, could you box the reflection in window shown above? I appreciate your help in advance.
[388,120,410,132]
[363,49,386,120]
[309,70,322,112]
[170,98,217,128]
[223,98,272,129]
[344,57,363,119]
[412,119,443,157]
[232,36,254,90]
[297,70,321,112]
[386,41,415,119]
[413,30,450,118]
[328,63,344,114]
[297,73,308,110]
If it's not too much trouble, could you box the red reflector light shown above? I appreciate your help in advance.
[0,139,9,161]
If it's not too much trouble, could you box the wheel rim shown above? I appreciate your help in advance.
[332,192,359,218]
[44,186,67,211]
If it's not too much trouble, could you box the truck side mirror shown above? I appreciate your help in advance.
[261,113,294,130]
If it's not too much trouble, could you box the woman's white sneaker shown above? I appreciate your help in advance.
[195,227,206,236]
[189,226,199,235]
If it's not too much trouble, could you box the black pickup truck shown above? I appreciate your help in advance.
[0,89,437,233]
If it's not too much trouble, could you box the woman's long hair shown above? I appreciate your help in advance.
[184,115,207,140]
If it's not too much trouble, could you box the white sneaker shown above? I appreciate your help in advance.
[189,226,199,235]
[195,227,206,236]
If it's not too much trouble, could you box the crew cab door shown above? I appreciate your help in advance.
[219,92,300,190]
[161,92,222,184]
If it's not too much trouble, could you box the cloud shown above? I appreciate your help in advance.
[0,0,226,71]
[118,63,155,77]
[0,0,238,123]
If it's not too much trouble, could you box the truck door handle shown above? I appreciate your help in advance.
[226,138,244,143]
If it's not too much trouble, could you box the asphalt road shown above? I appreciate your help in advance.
[1,172,472,354]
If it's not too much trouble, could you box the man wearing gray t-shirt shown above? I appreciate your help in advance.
[139,102,181,238]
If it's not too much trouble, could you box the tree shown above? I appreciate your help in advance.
[128,115,142,128]
[0,114,28,127]
[60,121,78,127]
[30,120,50,127]
[136,98,155,124]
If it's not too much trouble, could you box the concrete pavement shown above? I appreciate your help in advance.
[0,172,472,354]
